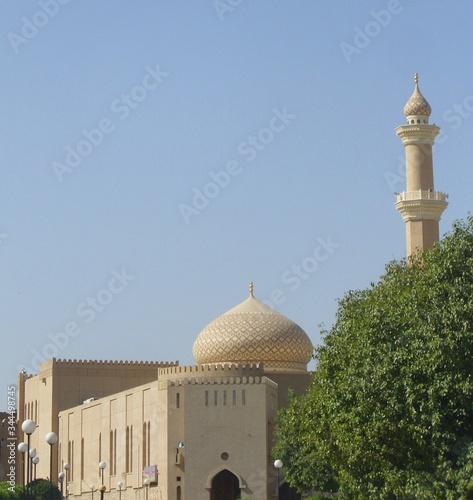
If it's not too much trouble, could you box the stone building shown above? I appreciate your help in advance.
[17,287,312,499]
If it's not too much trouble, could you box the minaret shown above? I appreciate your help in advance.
[395,73,448,258]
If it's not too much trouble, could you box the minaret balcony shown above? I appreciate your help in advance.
[395,124,440,146]
[394,190,448,222]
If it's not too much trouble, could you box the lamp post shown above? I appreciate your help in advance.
[144,478,149,500]
[58,472,65,499]
[274,459,283,500]
[99,484,106,500]
[32,455,39,480]
[117,481,124,500]
[22,419,36,500]
[63,462,70,500]
[28,447,37,498]
[90,484,96,500]
[99,460,107,486]
[18,442,28,490]
[46,431,58,499]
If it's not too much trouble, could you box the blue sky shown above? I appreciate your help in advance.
[2,1,473,398]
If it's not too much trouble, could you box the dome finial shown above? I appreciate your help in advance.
[249,281,254,297]
[414,72,418,84]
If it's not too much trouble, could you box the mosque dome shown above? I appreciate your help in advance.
[192,283,313,372]
[403,73,432,118]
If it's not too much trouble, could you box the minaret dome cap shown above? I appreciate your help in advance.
[403,73,432,118]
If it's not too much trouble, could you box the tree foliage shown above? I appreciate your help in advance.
[27,479,63,500]
[0,480,62,500]
[0,482,22,500]
[274,216,473,499]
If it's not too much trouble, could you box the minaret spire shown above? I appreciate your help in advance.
[394,74,448,258]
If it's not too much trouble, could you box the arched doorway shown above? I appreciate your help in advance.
[210,469,241,500]
[279,481,301,500]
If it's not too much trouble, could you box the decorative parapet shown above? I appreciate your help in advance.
[159,362,264,380]
[161,374,278,388]
[395,124,440,146]
[395,190,448,222]
[54,358,178,368]
[396,190,448,202]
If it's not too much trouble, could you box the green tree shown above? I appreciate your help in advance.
[27,479,62,500]
[0,480,63,500]
[274,216,473,499]
[0,482,22,499]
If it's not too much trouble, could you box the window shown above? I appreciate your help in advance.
[232,390,236,405]
[81,438,84,480]
[223,390,227,406]
[214,391,218,406]
[176,392,180,408]
[68,440,74,480]
[147,422,150,466]
[110,431,113,475]
[110,430,117,475]
[126,427,130,473]
[205,391,209,406]
[242,390,246,406]
[142,422,150,468]
[142,423,147,467]
[126,426,134,473]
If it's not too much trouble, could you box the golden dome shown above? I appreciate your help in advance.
[403,73,431,118]
[192,284,313,372]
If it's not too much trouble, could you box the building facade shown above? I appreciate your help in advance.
[17,287,312,499]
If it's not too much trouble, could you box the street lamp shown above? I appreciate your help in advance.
[274,459,283,500]
[32,455,39,480]
[144,477,150,500]
[22,419,36,499]
[18,442,28,489]
[99,484,106,500]
[46,431,58,499]
[58,472,65,498]
[28,447,37,498]
[90,484,96,500]
[63,462,70,500]
[117,481,124,500]
[99,460,107,485]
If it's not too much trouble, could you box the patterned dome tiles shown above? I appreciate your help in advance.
[193,296,313,371]
[403,83,431,117]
